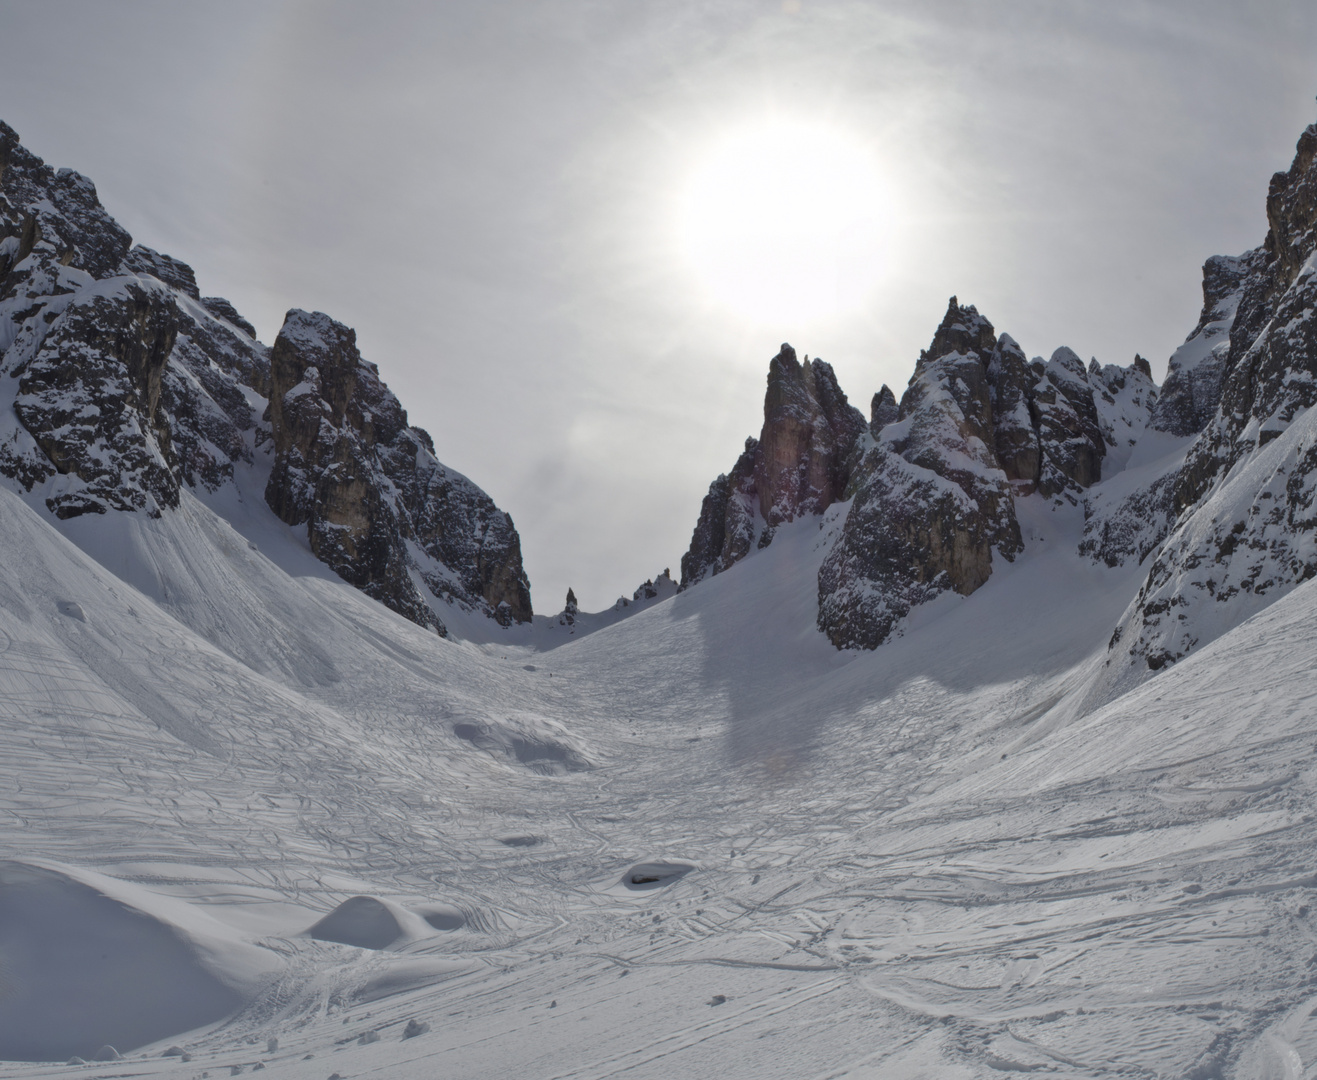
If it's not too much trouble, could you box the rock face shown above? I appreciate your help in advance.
[817,300,1025,648]
[0,120,530,634]
[263,310,532,631]
[1032,346,1106,497]
[1148,254,1259,437]
[680,345,866,587]
[754,345,868,526]
[681,300,1158,650]
[1104,122,1317,674]
[679,438,761,587]
[816,299,1157,649]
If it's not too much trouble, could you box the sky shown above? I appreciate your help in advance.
[2,1,1315,613]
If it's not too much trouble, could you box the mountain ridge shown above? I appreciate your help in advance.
[0,120,532,635]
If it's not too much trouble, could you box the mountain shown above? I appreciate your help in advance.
[681,304,1158,650]
[0,121,531,636]
[1,114,1317,1080]
[676,120,1317,689]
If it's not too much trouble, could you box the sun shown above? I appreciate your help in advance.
[677,117,891,327]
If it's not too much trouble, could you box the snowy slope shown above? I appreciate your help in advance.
[0,467,1314,1078]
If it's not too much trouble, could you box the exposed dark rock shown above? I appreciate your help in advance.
[633,569,675,601]
[0,122,532,637]
[264,309,532,631]
[680,438,761,587]
[14,281,182,518]
[1032,346,1106,498]
[869,385,898,433]
[1110,122,1317,674]
[199,296,258,342]
[985,332,1040,488]
[0,121,130,280]
[817,299,1023,648]
[559,587,579,627]
[754,345,867,526]
[680,345,865,587]
[1079,469,1180,568]
[120,245,200,299]
[1149,253,1258,437]
[1089,358,1159,459]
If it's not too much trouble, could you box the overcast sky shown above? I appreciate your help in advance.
[3,1,1315,612]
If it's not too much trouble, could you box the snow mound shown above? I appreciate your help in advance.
[0,860,278,1062]
[412,903,466,931]
[307,895,432,950]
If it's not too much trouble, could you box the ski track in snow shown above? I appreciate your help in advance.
[0,463,1315,1079]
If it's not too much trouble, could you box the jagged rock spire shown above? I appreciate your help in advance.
[680,343,866,587]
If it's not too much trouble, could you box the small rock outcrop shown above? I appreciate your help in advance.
[869,385,898,433]
[632,568,676,602]
[680,346,866,587]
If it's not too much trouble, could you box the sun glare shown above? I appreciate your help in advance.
[677,118,891,327]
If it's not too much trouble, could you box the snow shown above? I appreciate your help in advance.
[1,430,1315,1077]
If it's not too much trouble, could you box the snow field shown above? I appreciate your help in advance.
[0,449,1314,1076]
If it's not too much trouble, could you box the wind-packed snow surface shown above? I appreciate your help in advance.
[0,459,1315,1078]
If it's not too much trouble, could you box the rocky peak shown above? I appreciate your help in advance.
[1149,252,1257,437]
[1091,117,1317,681]
[1032,346,1106,497]
[0,120,532,638]
[985,332,1041,487]
[753,344,867,527]
[817,302,1026,649]
[870,385,898,433]
[263,308,532,632]
[0,121,130,281]
[918,296,997,371]
[680,344,866,587]
[120,246,200,300]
